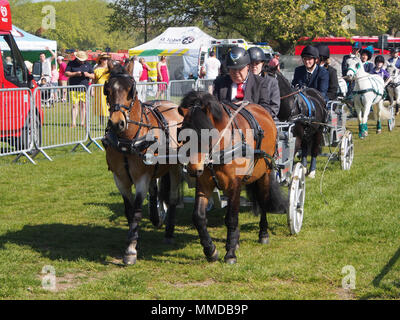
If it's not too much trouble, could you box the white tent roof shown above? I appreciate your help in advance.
[0,25,57,51]
[129,27,216,57]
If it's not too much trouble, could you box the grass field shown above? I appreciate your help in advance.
[0,118,399,300]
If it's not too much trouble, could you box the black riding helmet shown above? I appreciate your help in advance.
[316,44,330,59]
[226,47,251,69]
[301,45,319,59]
[248,47,267,63]
[374,55,385,64]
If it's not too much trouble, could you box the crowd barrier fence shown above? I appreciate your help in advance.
[0,79,219,164]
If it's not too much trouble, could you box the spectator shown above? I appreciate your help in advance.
[93,53,112,124]
[39,46,56,83]
[156,56,169,99]
[130,55,143,83]
[138,57,150,102]
[57,56,68,102]
[50,64,59,102]
[203,51,221,93]
[65,51,95,128]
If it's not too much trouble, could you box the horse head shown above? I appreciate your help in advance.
[104,64,139,135]
[386,62,400,83]
[345,55,363,80]
[178,90,222,177]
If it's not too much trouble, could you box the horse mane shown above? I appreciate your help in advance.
[180,91,222,132]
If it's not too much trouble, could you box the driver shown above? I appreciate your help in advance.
[292,45,329,101]
[213,46,280,121]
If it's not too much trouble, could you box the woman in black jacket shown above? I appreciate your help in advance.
[317,45,338,101]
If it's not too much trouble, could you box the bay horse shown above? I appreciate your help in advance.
[267,67,327,178]
[103,65,183,265]
[178,91,287,264]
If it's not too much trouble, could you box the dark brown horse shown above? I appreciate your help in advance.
[268,67,327,178]
[103,65,183,265]
[178,91,287,264]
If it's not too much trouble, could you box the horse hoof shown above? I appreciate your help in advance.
[123,254,137,265]
[224,257,237,265]
[259,237,270,245]
[206,248,219,263]
[307,171,316,179]
[376,129,382,134]
[164,237,174,245]
[364,131,368,137]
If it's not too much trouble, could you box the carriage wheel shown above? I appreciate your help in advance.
[388,106,396,132]
[340,130,354,171]
[287,162,306,235]
[149,178,168,228]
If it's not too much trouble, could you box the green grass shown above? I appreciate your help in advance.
[0,118,399,300]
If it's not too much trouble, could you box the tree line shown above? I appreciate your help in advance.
[11,0,400,54]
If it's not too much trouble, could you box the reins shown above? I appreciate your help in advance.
[280,89,301,100]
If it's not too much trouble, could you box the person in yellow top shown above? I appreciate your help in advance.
[93,53,112,124]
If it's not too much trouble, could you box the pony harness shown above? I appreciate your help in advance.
[102,101,170,158]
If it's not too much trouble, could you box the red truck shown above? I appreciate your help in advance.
[0,0,43,152]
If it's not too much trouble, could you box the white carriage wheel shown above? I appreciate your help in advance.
[388,106,396,132]
[340,131,354,171]
[287,162,306,235]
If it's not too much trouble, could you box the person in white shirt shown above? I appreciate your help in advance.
[203,51,221,93]
[131,56,143,83]
[39,46,56,83]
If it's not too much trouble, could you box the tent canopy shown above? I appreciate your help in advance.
[129,27,216,57]
[129,27,216,80]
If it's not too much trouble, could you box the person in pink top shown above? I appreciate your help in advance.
[156,56,169,99]
[50,64,59,101]
[57,56,69,102]
[138,57,150,102]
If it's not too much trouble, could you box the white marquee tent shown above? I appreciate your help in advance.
[129,27,216,80]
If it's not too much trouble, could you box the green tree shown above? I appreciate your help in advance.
[10,0,135,51]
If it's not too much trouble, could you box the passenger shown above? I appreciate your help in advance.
[371,55,390,81]
[342,42,362,77]
[247,47,267,77]
[316,45,338,101]
[360,46,375,73]
[388,47,400,69]
[292,45,329,101]
[213,46,280,121]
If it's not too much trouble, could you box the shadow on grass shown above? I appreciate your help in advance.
[0,223,199,264]
[359,246,400,300]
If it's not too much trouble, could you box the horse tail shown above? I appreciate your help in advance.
[265,171,288,214]
[246,171,288,215]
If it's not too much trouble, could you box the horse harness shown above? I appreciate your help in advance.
[205,100,276,189]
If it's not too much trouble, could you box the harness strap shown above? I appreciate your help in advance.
[298,92,316,118]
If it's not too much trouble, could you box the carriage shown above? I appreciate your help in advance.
[320,100,354,171]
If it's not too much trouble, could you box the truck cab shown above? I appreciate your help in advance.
[0,0,42,151]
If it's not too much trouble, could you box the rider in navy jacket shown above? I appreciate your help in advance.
[292,45,329,101]
[360,46,375,73]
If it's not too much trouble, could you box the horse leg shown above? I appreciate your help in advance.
[395,87,400,115]
[294,124,307,173]
[308,129,323,179]
[163,166,181,244]
[121,174,151,265]
[362,101,372,137]
[224,178,241,264]
[193,180,218,262]
[376,101,382,134]
[355,101,364,139]
[254,174,270,244]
